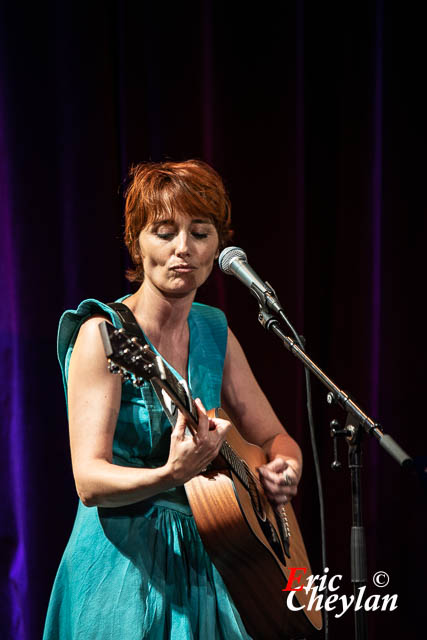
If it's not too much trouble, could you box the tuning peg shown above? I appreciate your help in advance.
[120,370,132,382]
[108,361,120,374]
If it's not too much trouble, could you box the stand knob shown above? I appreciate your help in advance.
[330,419,347,470]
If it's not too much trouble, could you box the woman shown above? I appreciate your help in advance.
[43,160,302,639]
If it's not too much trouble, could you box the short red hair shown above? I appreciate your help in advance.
[124,159,232,282]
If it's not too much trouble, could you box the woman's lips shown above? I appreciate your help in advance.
[170,264,196,273]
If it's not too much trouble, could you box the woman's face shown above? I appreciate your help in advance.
[137,213,219,297]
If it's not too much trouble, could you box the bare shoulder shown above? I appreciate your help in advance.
[69,315,115,379]
[75,314,111,342]
[223,326,254,380]
[224,326,243,360]
[67,314,121,440]
[73,315,111,351]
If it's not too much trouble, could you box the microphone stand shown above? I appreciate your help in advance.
[252,288,413,640]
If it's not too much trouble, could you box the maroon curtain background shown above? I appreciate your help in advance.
[1,2,425,638]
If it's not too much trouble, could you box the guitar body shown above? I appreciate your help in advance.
[185,408,322,640]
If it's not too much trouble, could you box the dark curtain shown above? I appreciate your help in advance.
[1,2,425,638]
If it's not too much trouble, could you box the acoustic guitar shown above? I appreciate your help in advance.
[99,321,322,639]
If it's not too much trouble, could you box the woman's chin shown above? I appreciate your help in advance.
[158,281,198,299]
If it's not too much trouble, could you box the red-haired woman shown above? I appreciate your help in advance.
[43,160,302,639]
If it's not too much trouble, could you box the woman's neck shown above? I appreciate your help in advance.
[124,280,195,345]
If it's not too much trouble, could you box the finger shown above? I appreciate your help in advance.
[195,397,207,414]
[194,398,209,438]
[259,463,298,487]
[208,417,231,440]
[260,474,298,497]
[173,410,189,439]
[258,457,297,480]
[258,467,288,486]
[260,473,297,495]
[262,457,289,473]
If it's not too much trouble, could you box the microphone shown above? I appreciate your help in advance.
[218,246,284,315]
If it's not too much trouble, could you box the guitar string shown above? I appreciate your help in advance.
[220,441,290,539]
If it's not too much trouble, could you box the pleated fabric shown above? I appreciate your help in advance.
[43,297,251,639]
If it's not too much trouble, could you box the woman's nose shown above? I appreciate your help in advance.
[175,231,190,255]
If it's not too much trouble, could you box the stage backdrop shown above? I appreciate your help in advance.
[1,2,425,638]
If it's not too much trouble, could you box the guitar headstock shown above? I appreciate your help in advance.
[98,320,198,434]
[99,320,166,386]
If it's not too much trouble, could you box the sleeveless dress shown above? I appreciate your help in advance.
[43,297,251,640]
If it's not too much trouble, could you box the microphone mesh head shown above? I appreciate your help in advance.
[218,246,247,274]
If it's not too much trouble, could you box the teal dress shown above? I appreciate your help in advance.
[43,297,251,640]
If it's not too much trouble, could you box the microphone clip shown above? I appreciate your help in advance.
[250,281,284,317]
[257,306,279,332]
[252,281,283,331]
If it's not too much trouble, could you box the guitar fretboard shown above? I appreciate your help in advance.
[219,441,250,489]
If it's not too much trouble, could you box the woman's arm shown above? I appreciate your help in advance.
[68,316,230,508]
[221,327,302,507]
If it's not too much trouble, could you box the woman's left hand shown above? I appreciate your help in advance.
[257,456,300,508]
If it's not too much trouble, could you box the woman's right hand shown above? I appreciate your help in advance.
[165,398,231,484]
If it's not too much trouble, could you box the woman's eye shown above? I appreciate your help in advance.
[154,229,209,240]
[156,232,174,239]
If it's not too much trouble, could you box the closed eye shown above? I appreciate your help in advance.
[156,233,174,240]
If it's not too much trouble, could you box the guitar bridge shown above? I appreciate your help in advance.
[276,506,291,559]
